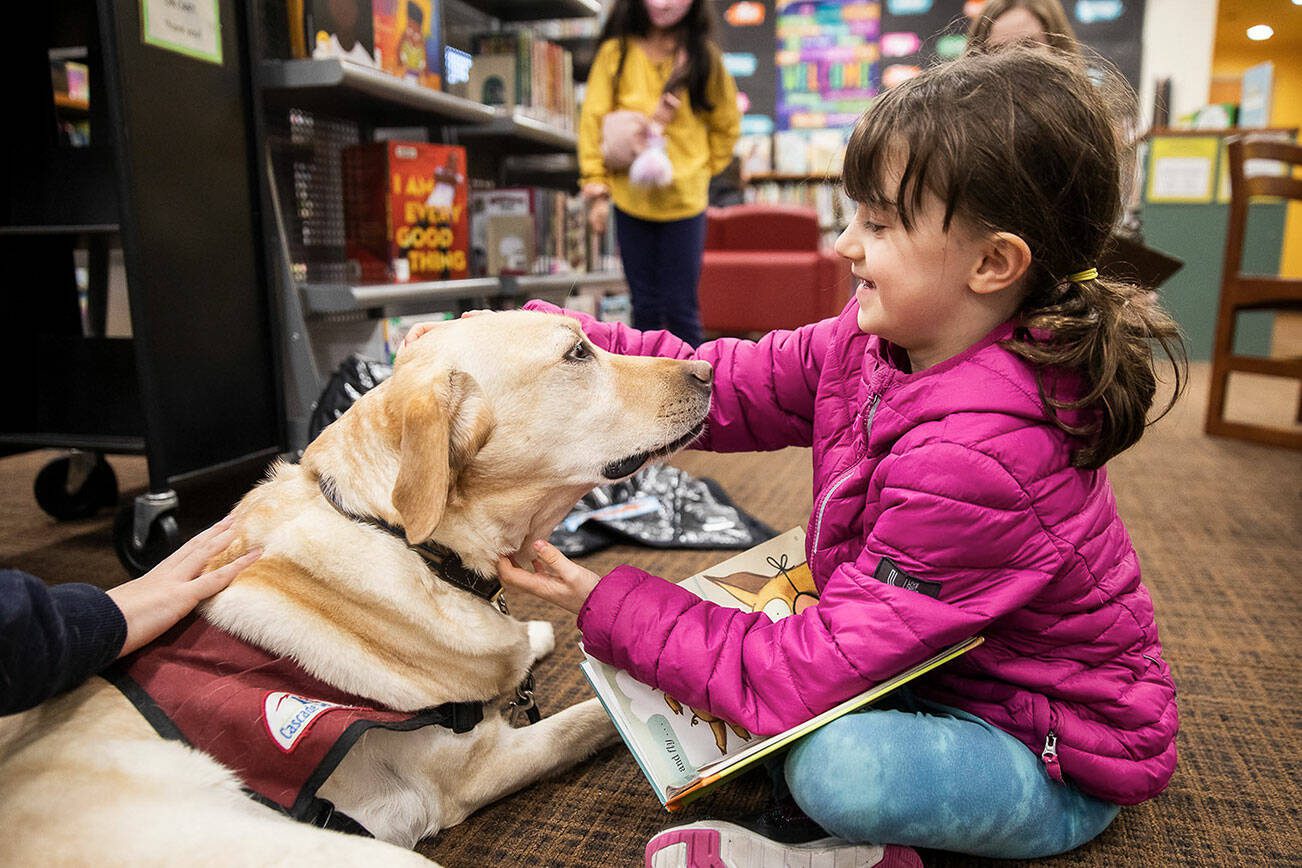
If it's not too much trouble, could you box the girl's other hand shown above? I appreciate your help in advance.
[400,311,492,353]
[587,197,611,235]
[497,540,600,615]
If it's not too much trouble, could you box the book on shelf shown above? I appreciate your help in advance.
[580,527,983,812]
[291,0,442,90]
[467,53,518,108]
[469,187,601,277]
[301,0,381,68]
[342,141,470,282]
[485,214,535,276]
[374,0,442,90]
[471,30,576,132]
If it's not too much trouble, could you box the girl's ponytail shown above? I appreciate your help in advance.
[1004,271,1186,469]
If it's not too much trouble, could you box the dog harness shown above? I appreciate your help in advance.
[105,616,485,835]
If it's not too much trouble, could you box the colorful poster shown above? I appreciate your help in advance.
[774,1,881,130]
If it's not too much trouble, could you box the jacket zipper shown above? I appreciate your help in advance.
[1041,704,1064,782]
[811,394,880,558]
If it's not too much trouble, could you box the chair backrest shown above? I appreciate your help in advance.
[705,204,821,251]
[1223,137,1302,280]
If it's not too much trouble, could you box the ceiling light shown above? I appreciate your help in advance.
[1246,24,1274,41]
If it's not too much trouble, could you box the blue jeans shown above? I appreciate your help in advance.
[780,693,1121,859]
[613,207,707,347]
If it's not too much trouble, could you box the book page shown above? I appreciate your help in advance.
[581,528,810,799]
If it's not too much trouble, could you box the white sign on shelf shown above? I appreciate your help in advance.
[141,0,222,66]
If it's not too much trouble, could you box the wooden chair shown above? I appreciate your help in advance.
[1204,136,1302,448]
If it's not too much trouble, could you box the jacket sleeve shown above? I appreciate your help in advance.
[0,569,127,716]
[578,39,619,190]
[704,47,741,177]
[577,442,1063,735]
[523,299,835,452]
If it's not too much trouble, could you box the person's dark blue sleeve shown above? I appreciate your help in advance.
[1,569,128,717]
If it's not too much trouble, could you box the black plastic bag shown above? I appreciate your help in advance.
[547,464,774,556]
[307,354,392,443]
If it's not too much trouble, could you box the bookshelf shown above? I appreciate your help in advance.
[4,0,282,573]
[249,0,620,452]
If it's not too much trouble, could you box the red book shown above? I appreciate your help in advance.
[342,141,470,282]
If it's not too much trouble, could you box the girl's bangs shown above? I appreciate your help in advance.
[842,91,951,231]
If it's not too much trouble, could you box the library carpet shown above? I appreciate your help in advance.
[1,361,1298,867]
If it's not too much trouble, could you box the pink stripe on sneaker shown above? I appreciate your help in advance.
[645,828,725,868]
[878,844,924,867]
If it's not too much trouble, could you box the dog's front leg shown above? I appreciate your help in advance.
[525,619,555,662]
[448,698,617,819]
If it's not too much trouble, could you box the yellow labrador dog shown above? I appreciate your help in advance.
[0,310,713,864]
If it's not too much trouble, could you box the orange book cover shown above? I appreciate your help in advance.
[343,141,469,282]
[374,0,441,90]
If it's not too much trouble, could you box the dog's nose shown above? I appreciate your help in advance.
[686,361,713,389]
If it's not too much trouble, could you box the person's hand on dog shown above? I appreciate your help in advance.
[400,311,493,353]
[106,515,261,657]
[497,540,600,615]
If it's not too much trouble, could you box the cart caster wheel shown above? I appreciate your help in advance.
[34,453,119,520]
[113,506,180,577]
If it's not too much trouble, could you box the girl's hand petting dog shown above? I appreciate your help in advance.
[401,310,493,353]
[498,540,600,615]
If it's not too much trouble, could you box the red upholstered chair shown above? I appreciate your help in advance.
[697,204,849,335]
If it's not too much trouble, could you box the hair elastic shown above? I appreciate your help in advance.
[1068,267,1099,283]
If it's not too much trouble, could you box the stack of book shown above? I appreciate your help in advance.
[467,31,577,133]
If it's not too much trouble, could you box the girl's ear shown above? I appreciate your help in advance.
[970,232,1032,295]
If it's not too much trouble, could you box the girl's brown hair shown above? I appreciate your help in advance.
[843,46,1185,469]
[967,0,1081,56]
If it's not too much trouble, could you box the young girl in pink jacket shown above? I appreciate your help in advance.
[497,46,1185,867]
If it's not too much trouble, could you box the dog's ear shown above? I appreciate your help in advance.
[390,369,488,544]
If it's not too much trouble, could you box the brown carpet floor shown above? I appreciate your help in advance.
[2,362,1298,867]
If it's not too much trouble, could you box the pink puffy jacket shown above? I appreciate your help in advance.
[526,300,1178,806]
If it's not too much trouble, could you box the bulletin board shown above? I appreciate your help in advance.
[713,0,1148,136]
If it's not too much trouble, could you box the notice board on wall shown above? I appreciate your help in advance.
[713,0,1147,138]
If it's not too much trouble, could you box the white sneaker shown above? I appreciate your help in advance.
[645,820,923,868]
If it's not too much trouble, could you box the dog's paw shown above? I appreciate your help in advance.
[526,620,555,661]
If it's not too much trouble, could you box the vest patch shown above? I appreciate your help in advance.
[264,692,357,753]
[874,557,942,599]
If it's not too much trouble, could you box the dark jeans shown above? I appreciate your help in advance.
[613,207,707,347]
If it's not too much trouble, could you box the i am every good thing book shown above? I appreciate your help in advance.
[580,527,982,811]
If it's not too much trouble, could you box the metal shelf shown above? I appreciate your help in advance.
[300,277,503,314]
[456,111,578,153]
[509,271,626,295]
[299,270,624,315]
[258,59,499,125]
[457,0,601,20]
[0,223,119,236]
[0,433,146,453]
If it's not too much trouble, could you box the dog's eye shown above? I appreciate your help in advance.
[565,340,593,362]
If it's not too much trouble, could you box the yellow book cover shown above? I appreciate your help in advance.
[579,527,982,811]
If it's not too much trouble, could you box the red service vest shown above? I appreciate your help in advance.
[106,616,482,833]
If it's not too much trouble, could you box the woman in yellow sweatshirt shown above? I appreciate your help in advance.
[578,0,741,346]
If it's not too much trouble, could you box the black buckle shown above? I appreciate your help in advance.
[446,701,484,734]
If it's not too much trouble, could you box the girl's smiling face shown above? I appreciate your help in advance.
[834,190,994,372]
[644,0,694,30]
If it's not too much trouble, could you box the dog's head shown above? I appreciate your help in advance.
[303,311,712,562]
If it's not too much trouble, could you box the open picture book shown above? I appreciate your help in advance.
[580,527,983,812]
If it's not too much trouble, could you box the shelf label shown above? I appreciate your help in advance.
[141,0,222,66]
